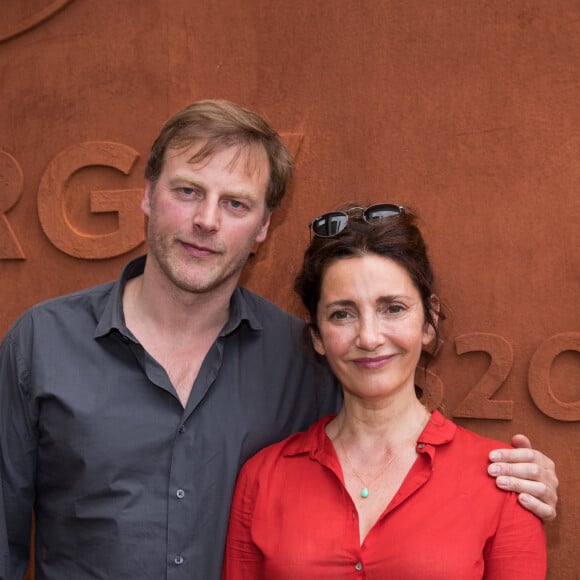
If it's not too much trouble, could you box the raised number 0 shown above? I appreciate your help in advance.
[528,332,580,422]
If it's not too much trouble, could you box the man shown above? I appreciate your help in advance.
[0,100,558,579]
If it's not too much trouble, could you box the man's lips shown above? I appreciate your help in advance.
[180,240,220,257]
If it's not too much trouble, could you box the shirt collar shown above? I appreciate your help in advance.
[283,409,457,462]
[418,409,456,445]
[220,286,263,336]
[94,255,146,339]
[94,254,263,340]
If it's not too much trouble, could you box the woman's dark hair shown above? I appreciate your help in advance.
[294,204,444,356]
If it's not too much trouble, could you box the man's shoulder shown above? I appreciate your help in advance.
[236,286,306,328]
[6,280,116,338]
[31,280,115,314]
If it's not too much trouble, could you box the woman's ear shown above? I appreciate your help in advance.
[430,294,440,326]
[422,294,440,348]
[309,324,326,356]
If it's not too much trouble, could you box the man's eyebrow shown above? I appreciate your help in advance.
[170,174,204,185]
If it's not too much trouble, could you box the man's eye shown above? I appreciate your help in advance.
[227,199,248,211]
[177,187,195,196]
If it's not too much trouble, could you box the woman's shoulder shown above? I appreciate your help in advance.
[428,410,512,455]
[453,423,513,455]
[240,415,333,477]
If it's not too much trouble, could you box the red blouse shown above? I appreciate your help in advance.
[222,410,546,579]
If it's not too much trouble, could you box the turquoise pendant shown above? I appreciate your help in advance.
[360,487,369,498]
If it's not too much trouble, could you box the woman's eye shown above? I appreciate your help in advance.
[329,310,351,321]
[386,304,405,314]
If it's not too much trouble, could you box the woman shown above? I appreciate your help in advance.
[222,203,547,579]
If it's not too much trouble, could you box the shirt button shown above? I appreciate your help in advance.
[355,561,363,571]
[417,442,426,449]
[176,489,185,499]
[178,425,185,434]
[174,555,184,565]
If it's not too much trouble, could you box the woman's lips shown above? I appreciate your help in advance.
[352,354,397,369]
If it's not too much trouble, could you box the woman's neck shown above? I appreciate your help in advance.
[327,395,430,454]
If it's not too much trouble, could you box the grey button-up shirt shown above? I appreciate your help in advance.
[0,256,340,580]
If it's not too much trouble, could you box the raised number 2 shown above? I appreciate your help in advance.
[453,333,514,420]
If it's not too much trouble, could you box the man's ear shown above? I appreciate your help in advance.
[141,181,154,217]
[309,324,326,356]
[251,212,271,254]
[255,211,271,244]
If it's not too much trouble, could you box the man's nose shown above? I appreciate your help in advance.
[193,199,220,232]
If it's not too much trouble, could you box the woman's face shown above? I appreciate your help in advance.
[311,254,435,405]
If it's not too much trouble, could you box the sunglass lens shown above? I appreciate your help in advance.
[311,212,349,237]
[364,204,402,223]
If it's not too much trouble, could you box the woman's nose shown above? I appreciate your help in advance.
[356,315,384,351]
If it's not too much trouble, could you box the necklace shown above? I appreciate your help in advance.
[338,438,397,499]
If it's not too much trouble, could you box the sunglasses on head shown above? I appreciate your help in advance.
[309,203,404,238]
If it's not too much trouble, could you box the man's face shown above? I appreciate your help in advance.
[141,142,271,297]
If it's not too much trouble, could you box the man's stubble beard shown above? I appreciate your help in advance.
[146,220,257,296]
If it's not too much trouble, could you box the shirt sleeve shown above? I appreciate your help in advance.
[0,327,37,579]
[221,461,264,580]
[483,492,547,579]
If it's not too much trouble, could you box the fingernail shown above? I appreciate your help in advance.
[496,476,509,487]
[489,451,501,461]
[519,493,531,504]
[488,464,501,476]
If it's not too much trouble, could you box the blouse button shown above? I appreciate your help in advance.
[355,562,363,571]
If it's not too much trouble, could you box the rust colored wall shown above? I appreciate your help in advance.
[1,1,578,577]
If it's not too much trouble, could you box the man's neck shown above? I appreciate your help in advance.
[122,267,237,406]
[125,266,234,340]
